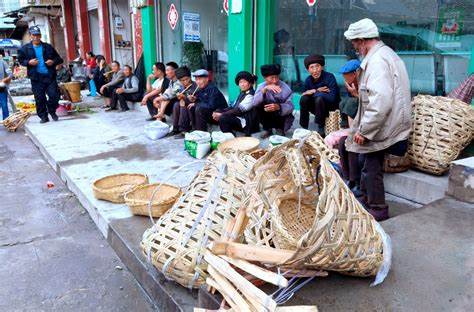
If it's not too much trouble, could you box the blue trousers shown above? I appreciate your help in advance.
[31,76,60,120]
[0,91,8,120]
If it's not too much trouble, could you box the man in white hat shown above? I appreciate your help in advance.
[344,18,412,221]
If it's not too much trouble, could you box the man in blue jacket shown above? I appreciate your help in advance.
[18,26,63,123]
[299,54,340,136]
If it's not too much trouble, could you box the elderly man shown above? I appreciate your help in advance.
[344,18,412,221]
[100,61,125,109]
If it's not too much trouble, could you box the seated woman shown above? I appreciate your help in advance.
[91,55,111,94]
[108,65,141,112]
[213,71,259,136]
[141,62,170,121]
[169,66,198,137]
[253,64,294,138]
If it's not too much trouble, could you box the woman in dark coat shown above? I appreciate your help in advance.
[91,55,111,91]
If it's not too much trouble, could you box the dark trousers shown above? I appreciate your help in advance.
[172,101,192,132]
[359,150,387,210]
[338,136,361,186]
[219,114,244,135]
[257,105,285,131]
[111,92,142,110]
[31,77,60,120]
[146,95,159,117]
[190,105,215,131]
[101,85,118,98]
[299,95,337,128]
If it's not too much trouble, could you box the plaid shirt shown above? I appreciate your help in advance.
[448,74,473,105]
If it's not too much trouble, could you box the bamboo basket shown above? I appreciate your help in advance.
[2,111,31,132]
[324,110,341,135]
[92,173,149,203]
[245,133,384,277]
[124,183,182,218]
[408,95,474,175]
[63,81,82,103]
[217,137,260,153]
[141,150,256,288]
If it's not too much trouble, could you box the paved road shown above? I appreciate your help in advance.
[0,128,155,312]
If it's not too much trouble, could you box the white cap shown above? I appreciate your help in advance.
[344,18,379,40]
[192,69,209,77]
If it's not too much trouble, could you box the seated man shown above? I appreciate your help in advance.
[152,62,180,121]
[254,64,294,138]
[187,69,227,131]
[213,71,259,136]
[99,60,124,108]
[141,62,169,121]
[108,65,141,112]
[299,54,340,136]
[169,66,198,137]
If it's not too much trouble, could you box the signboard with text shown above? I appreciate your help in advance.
[183,12,200,42]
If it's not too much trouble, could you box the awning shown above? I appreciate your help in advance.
[0,39,22,49]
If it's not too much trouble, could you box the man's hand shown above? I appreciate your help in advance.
[353,132,366,145]
[115,88,125,94]
[147,74,155,80]
[141,97,148,106]
[302,89,316,96]
[176,93,185,101]
[100,86,106,94]
[265,84,282,94]
[212,112,222,121]
[264,103,280,112]
[187,103,195,110]
[45,59,54,66]
[28,58,39,66]
[317,86,330,93]
[179,99,186,107]
[345,82,358,97]
[187,95,196,103]
[2,77,12,84]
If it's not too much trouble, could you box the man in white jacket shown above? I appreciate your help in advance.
[344,18,412,221]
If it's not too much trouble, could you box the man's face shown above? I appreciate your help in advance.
[195,76,209,89]
[165,66,176,80]
[111,63,119,72]
[343,72,357,85]
[351,39,368,56]
[123,66,132,76]
[264,75,279,85]
[152,65,162,78]
[31,34,41,44]
[179,76,192,87]
[308,63,323,79]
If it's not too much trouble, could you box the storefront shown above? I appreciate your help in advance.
[138,0,474,101]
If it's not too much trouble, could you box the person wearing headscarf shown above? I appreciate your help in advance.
[344,18,411,221]
[213,71,259,136]
[253,64,294,138]
[299,54,340,136]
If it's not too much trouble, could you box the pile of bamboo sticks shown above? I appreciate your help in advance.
[2,111,31,132]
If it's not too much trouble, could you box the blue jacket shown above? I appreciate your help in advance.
[196,83,228,111]
[18,41,63,81]
[303,70,340,104]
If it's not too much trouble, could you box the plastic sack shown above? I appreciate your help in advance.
[144,121,170,140]
[211,131,235,150]
[323,128,350,148]
[292,128,312,140]
[89,79,97,97]
[184,131,211,159]
[269,135,290,147]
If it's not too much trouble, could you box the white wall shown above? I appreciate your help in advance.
[88,9,100,55]
[110,0,134,67]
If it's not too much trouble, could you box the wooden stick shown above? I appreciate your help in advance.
[206,277,241,312]
[209,241,295,264]
[207,266,252,312]
[178,83,193,96]
[191,87,199,96]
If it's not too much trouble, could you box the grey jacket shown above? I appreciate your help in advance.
[122,75,140,94]
[103,70,125,89]
[346,41,412,154]
[0,60,13,81]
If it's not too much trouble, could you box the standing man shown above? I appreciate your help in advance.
[18,26,63,123]
[344,18,412,221]
[0,49,13,120]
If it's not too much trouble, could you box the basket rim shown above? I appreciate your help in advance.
[92,173,148,190]
[217,137,260,153]
[124,182,181,204]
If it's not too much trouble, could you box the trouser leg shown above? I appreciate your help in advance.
[8,92,16,113]
[45,79,60,116]
[299,95,315,129]
[360,150,387,209]
[194,106,213,131]
[0,91,9,120]
[147,98,158,117]
[31,80,48,120]
[178,106,192,132]
[257,105,282,131]
[110,91,119,109]
[219,114,243,135]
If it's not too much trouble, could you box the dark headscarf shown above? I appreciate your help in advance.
[260,64,281,77]
[304,54,325,69]
[175,66,191,79]
[235,71,256,85]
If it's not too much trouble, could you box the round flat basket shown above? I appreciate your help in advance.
[124,183,182,218]
[217,137,260,153]
[92,173,149,203]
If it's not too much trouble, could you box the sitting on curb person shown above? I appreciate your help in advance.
[99,60,124,109]
[151,62,180,122]
[213,71,260,136]
[141,62,170,121]
[91,55,111,93]
[187,69,227,131]
[253,64,294,138]
[108,65,141,112]
[299,54,340,136]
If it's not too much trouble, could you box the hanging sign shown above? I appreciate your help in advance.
[435,7,464,48]
[306,0,317,6]
[183,12,200,42]
[223,0,229,15]
[167,3,179,30]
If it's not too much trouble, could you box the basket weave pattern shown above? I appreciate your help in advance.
[92,173,149,203]
[245,133,384,277]
[408,95,474,175]
[325,109,341,135]
[124,183,182,218]
[141,150,256,288]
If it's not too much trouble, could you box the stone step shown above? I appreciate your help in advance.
[446,157,474,204]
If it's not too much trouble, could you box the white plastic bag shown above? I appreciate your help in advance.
[211,131,235,150]
[269,135,290,147]
[144,121,170,140]
[184,131,211,159]
[292,128,312,140]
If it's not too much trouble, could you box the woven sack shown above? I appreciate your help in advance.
[408,95,474,175]
[124,183,182,218]
[141,150,256,288]
[383,153,410,173]
[324,109,341,135]
[245,133,385,277]
[92,173,149,203]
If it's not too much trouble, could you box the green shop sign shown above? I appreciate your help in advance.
[435,7,464,48]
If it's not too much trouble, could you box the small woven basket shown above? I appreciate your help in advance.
[408,95,474,175]
[124,183,182,218]
[245,133,384,277]
[325,109,341,135]
[141,150,256,288]
[2,111,31,132]
[217,137,260,153]
[92,173,149,203]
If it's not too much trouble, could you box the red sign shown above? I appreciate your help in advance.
[306,0,317,6]
[167,3,179,30]
[223,0,229,14]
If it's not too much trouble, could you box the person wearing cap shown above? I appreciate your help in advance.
[168,66,198,137]
[213,71,259,136]
[344,18,411,221]
[299,54,340,135]
[151,61,181,122]
[18,26,64,123]
[339,59,361,128]
[253,64,294,138]
[187,69,227,131]
[141,62,170,121]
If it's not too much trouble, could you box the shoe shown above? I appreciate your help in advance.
[105,107,115,111]
[174,132,186,139]
[40,118,49,124]
[50,113,58,121]
[350,185,363,198]
[275,129,285,136]
[260,130,273,139]
[146,117,156,121]
[161,117,167,122]
[166,130,180,137]
[101,105,110,109]
[118,108,129,113]
[367,207,389,221]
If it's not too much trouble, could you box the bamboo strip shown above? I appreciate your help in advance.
[209,241,294,264]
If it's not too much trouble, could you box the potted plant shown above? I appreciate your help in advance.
[182,41,205,71]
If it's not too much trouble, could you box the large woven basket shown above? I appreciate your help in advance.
[245,133,385,277]
[217,137,260,153]
[141,150,256,288]
[124,183,182,218]
[92,173,149,203]
[324,109,341,135]
[408,95,474,175]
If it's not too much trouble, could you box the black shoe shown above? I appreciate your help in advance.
[118,108,129,113]
[275,129,285,136]
[146,117,156,121]
[40,118,49,124]
[50,113,58,121]
[174,132,186,139]
[105,107,115,111]
[166,130,180,137]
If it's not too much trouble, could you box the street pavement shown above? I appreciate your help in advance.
[0,129,155,312]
